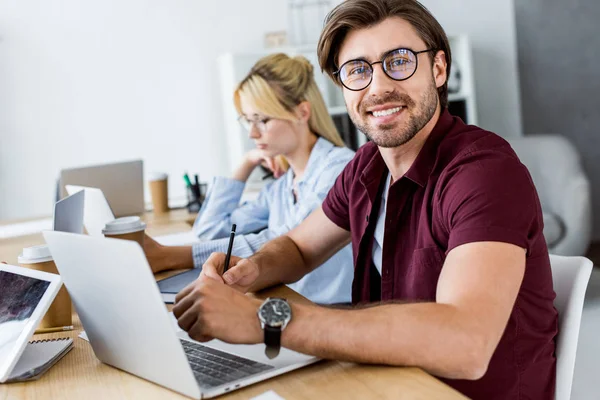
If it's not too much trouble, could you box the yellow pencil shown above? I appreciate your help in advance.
[34,325,74,334]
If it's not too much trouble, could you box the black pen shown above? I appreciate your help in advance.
[261,171,274,180]
[223,224,237,274]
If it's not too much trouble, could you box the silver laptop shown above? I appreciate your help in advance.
[59,160,144,217]
[43,231,318,399]
[65,185,115,237]
[53,190,85,234]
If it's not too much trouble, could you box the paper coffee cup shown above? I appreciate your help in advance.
[102,216,146,247]
[18,245,73,330]
[148,172,169,214]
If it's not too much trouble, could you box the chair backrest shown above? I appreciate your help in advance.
[550,254,593,400]
[507,134,584,214]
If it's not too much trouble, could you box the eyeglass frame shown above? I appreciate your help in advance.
[237,115,274,134]
[333,47,436,91]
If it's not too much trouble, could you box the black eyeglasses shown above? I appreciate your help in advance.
[334,48,435,91]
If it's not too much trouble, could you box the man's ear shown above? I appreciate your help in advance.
[433,50,447,89]
[296,101,311,123]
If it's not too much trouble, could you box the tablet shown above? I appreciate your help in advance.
[0,263,62,383]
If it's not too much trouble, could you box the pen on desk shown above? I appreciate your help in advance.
[223,224,237,274]
[35,325,74,334]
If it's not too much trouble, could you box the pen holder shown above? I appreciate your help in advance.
[186,186,201,213]
[186,183,207,213]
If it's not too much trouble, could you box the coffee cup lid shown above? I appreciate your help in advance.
[148,172,168,181]
[18,244,53,264]
[102,216,146,235]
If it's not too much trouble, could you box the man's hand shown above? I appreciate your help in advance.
[200,252,260,292]
[173,278,263,344]
[143,234,194,273]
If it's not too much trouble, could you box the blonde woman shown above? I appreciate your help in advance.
[145,53,354,304]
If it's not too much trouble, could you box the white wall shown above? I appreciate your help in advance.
[420,0,522,138]
[0,0,521,221]
[0,0,288,220]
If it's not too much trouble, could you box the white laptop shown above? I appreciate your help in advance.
[53,190,85,234]
[0,264,64,383]
[42,231,319,399]
[65,185,115,236]
[59,160,144,217]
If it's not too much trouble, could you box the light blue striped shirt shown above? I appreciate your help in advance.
[191,137,355,304]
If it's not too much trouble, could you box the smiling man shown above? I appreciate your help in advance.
[172,1,558,399]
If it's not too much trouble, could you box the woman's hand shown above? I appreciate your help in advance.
[260,155,285,179]
[233,149,285,182]
[143,234,194,273]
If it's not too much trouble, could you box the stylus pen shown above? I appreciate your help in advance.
[35,325,74,334]
[222,224,237,274]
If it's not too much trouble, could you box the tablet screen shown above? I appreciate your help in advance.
[0,270,50,369]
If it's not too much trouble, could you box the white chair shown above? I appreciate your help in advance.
[508,135,592,256]
[551,254,593,400]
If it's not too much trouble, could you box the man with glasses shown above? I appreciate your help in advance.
[173,1,557,399]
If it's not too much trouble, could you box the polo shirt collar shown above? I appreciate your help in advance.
[359,109,454,197]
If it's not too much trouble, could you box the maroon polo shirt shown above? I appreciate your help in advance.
[322,109,557,399]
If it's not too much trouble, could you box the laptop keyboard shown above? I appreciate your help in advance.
[180,339,274,388]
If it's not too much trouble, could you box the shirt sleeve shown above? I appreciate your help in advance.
[192,176,271,240]
[192,152,353,268]
[439,149,542,254]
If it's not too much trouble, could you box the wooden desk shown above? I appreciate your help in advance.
[0,210,467,400]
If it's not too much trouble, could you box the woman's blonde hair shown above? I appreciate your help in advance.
[233,53,345,171]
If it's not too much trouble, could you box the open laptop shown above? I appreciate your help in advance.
[53,190,85,234]
[43,231,318,399]
[59,160,144,217]
[65,185,115,236]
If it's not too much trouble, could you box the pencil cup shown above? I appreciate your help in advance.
[102,217,147,248]
[186,186,202,213]
[148,172,169,214]
[18,245,73,330]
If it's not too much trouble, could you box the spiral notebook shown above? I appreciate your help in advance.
[6,338,73,382]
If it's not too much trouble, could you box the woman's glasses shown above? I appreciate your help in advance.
[237,116,272,133]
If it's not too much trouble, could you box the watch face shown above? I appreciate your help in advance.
[259,298,291,327]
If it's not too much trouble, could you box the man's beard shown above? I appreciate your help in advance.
[349,81,439,148]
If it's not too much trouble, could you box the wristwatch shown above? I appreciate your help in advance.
[257,297,292,359]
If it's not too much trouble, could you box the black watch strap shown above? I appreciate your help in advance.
[264,324,282,359]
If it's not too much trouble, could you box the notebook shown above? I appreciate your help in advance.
[158,269,202,304]
[6,338,73,382]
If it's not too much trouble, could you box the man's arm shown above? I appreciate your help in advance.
[203,206,351,292]
[279,241,525,380]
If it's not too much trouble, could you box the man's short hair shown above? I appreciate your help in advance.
[317,0,452,109]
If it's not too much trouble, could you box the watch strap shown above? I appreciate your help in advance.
[264,324,282,359]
